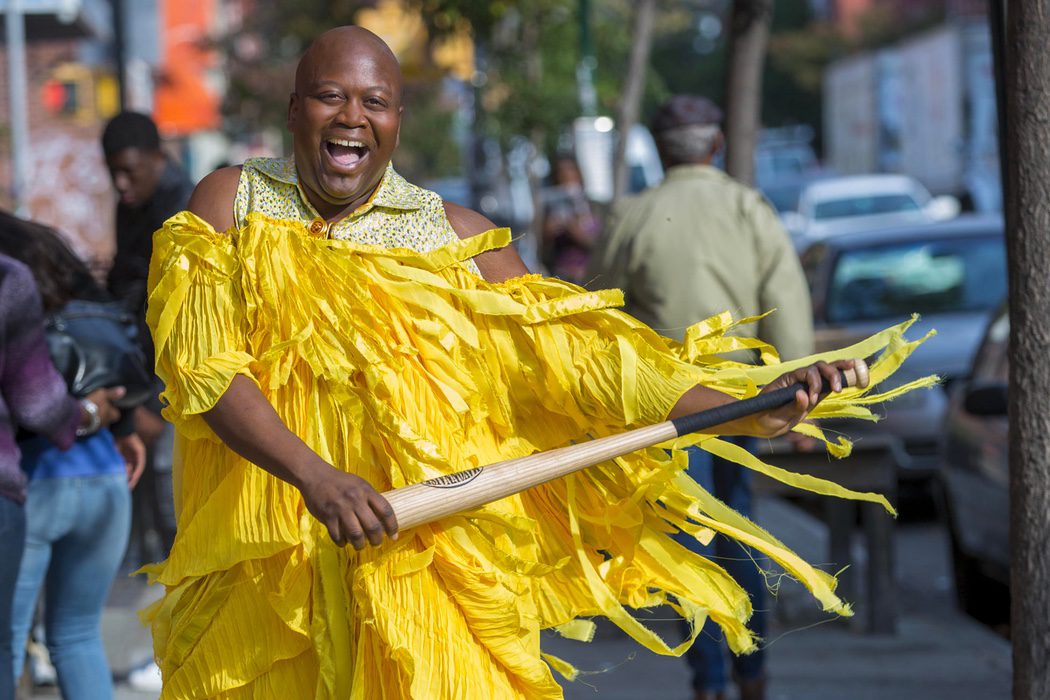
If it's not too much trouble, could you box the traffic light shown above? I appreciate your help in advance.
[38,63,117,122]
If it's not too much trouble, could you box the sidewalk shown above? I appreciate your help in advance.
[544,607,1010,700]
[104,574,161,700]
[546,496,1011,700]
[77,494,1009,699]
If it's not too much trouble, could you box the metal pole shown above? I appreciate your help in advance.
[110,0,127,108]
[576,0,597,116]
[5,0,31,216]
[987,0,1007,208]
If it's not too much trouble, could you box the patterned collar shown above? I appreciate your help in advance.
[250,157,423,213]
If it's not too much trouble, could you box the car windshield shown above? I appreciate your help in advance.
[812,193,922,220]
[825,235,1006,323]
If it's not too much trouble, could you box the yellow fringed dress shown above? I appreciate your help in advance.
[141,163,933,699]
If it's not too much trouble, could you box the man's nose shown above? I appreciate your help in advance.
[335,98,367,128]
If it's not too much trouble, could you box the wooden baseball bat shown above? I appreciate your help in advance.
[382,361,869,530]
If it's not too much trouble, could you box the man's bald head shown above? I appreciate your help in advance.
[295,26,402,99]
[287,25,406,219]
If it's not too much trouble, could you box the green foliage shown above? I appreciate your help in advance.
[412,0,642,157]
[218,2,375,152]
[764,0,834,136]
[649,0,825,130]
[395,81,464,181]
[762,0,949,151]
[220,0,947,177]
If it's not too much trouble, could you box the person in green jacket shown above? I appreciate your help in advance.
[588,95,815,700]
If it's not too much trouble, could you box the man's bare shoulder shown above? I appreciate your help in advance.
[187,166,243,232]
[442,201,499,240]
[441,201,529,282]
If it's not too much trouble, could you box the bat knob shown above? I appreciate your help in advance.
[842,360,870,389]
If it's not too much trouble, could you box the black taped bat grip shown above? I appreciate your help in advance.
[669,369,849,437]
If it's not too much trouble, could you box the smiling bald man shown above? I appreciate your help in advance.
[141,25,904,700]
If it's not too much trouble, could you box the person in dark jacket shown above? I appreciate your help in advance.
[103,111,195,322]
[102,111,194,566]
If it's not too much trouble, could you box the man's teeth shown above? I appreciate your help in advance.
[327,138,366,148]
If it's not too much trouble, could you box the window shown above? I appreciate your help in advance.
[825,235,1006,323]
[812,193,922,220]
[971,308,1010,384]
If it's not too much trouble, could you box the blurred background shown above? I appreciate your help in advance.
[1,1,1015,698]
[0,0,1001,271]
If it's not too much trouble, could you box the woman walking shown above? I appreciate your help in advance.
[0,212,143,700]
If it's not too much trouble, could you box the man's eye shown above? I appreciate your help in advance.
[319,93,343,102]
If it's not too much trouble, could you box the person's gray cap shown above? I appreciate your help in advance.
[649,95,724,134]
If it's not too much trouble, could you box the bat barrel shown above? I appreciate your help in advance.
[384,422,676,530]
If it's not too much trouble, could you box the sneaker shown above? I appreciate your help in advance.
[126,660,163,692]
[26,639,57,686]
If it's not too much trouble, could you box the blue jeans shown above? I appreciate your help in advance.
[676,440,767,694]
[0,497,25,700]
[10,474,130,700]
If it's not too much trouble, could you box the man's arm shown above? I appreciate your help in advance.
[187,168,399,550]
[442,200,844,438]
[186,166,241,231]
[668,359,853,438]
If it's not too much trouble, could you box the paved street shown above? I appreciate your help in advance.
[22,495,1010,700]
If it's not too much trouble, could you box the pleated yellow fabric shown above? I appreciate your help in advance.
[141,211,935,699]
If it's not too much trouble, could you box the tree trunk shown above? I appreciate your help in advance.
[522,10,545,273]
[1005,1,1050,698]
[522,128,545,272]
[722,0,774,185]
[611,0,657,205]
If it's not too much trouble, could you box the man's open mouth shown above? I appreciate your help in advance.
[324,137,369,168]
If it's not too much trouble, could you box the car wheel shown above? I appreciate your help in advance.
[948,529,1007,623]
[936,480,1010,626]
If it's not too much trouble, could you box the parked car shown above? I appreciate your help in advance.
[937,302,1010,623]
[798,216,1007,496]
[761,171,831,216]
[785,174,961,250]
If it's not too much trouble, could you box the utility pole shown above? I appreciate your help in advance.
[611,0,656,204]
[576,0,597,116]
[987,0,1007,200]
[4,0,31,215]
[110,0,127,108]
[722,0,774,185]
[1003,0,1050,697]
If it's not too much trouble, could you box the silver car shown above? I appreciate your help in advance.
[786,174,961,250]
[937,303,1009,622]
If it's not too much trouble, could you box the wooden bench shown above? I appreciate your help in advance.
[754,434,898,634]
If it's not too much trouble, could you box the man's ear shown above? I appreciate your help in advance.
[287,92,299,130]
[151,148,167,172]
[712,130,725,156]
[396,106,403,148]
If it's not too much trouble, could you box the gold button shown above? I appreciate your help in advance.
[308,218,329,237]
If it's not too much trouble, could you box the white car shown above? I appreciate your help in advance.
[784,174,960,249]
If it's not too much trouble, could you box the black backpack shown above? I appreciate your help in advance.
[45,299,155,410]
